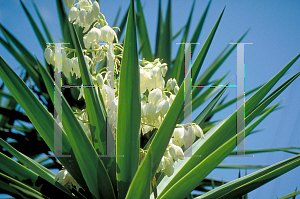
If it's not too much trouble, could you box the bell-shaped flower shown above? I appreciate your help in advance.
[148,88,162,106]
[156,99,170,116]
[169,94,176,105]
[86,27,101,49]
[92,1,100,18]
[169,143,184,161]
[72,57,81,79]
[184,125,196,148]
[64,0,75,10]
[143,103,156,120]
[159,63,168,77]
[151,66,165,89]
[55,169,81,191]
[194,124,204,138]
[44,48,53,65]
[163,152,175,177]
[172,127,185,147]
[62,58,73,77]
[79,9,87,25]
[69,6,79,21]
[79,0,89,10]
[174,85,179,94]
[85,10,94,25]
[100,26,118,43]
[140,67,152,94]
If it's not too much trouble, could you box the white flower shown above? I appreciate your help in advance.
[140,67,151,94]
[86,27,101,48]
[160,64,168,77]
[62,58,73,77]
[69,6,79,21]
[169,143,184,161]
[185,125,196,148]
[143,103,156,120]
[100,26,118,43]
[79,0,89,10]
[169,94,176,105]
[174,85,179,94]
[92,1,100,18]
[194,124,204,138]
[85,10,94,25]
[151,66,165,89]
[64,0,75,10]
[148,88,162,106]
[44,48,53,65]
[172,127,184,147]
[156,99,170,116]
[72,57,81,79]
[79,9,87,25]
[55,169,81,191]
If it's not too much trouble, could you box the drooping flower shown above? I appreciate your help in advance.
[194,124,204,138]
[92,1,100,18]
[148,88,162,106]
[55,169,81,191]
[44,48,53,65]
[100,26,118,43]
[172,127,185,147]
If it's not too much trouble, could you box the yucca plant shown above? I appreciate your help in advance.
[0,0,299,198]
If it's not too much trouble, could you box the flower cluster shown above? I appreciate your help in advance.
[46,0,205,189]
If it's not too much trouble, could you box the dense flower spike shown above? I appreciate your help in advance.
[48,0,205,183]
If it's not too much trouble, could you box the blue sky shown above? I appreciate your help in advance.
[0,0,299,198]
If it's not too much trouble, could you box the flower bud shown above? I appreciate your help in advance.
[148,88,162,106]
[160,64,168,77]
[92,1,100,18]
[174,85,179,94]
[100,26,118,43]
[194,124,204,138]
[44,48,53,65]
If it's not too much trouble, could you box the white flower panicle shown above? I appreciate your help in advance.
[49,0,205,183]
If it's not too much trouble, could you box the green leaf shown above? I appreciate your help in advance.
[136,0,153,61]
[157,0,172,67]
[279,189,300,199]
[155,0,163,57]
[32,0,54,43]
[193,85,227,125]
[126,150,152,199]
[0,55,70,157]
[191,6,225,86]
[192,30,249,98]
[171,0,196,84]
[116,0,141,198]
[245,53,300,116]
[0,172,43,199]
[0,138,55,184]
[0,152,72,198]
[198,154,300,199]
[20,0,46,50]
